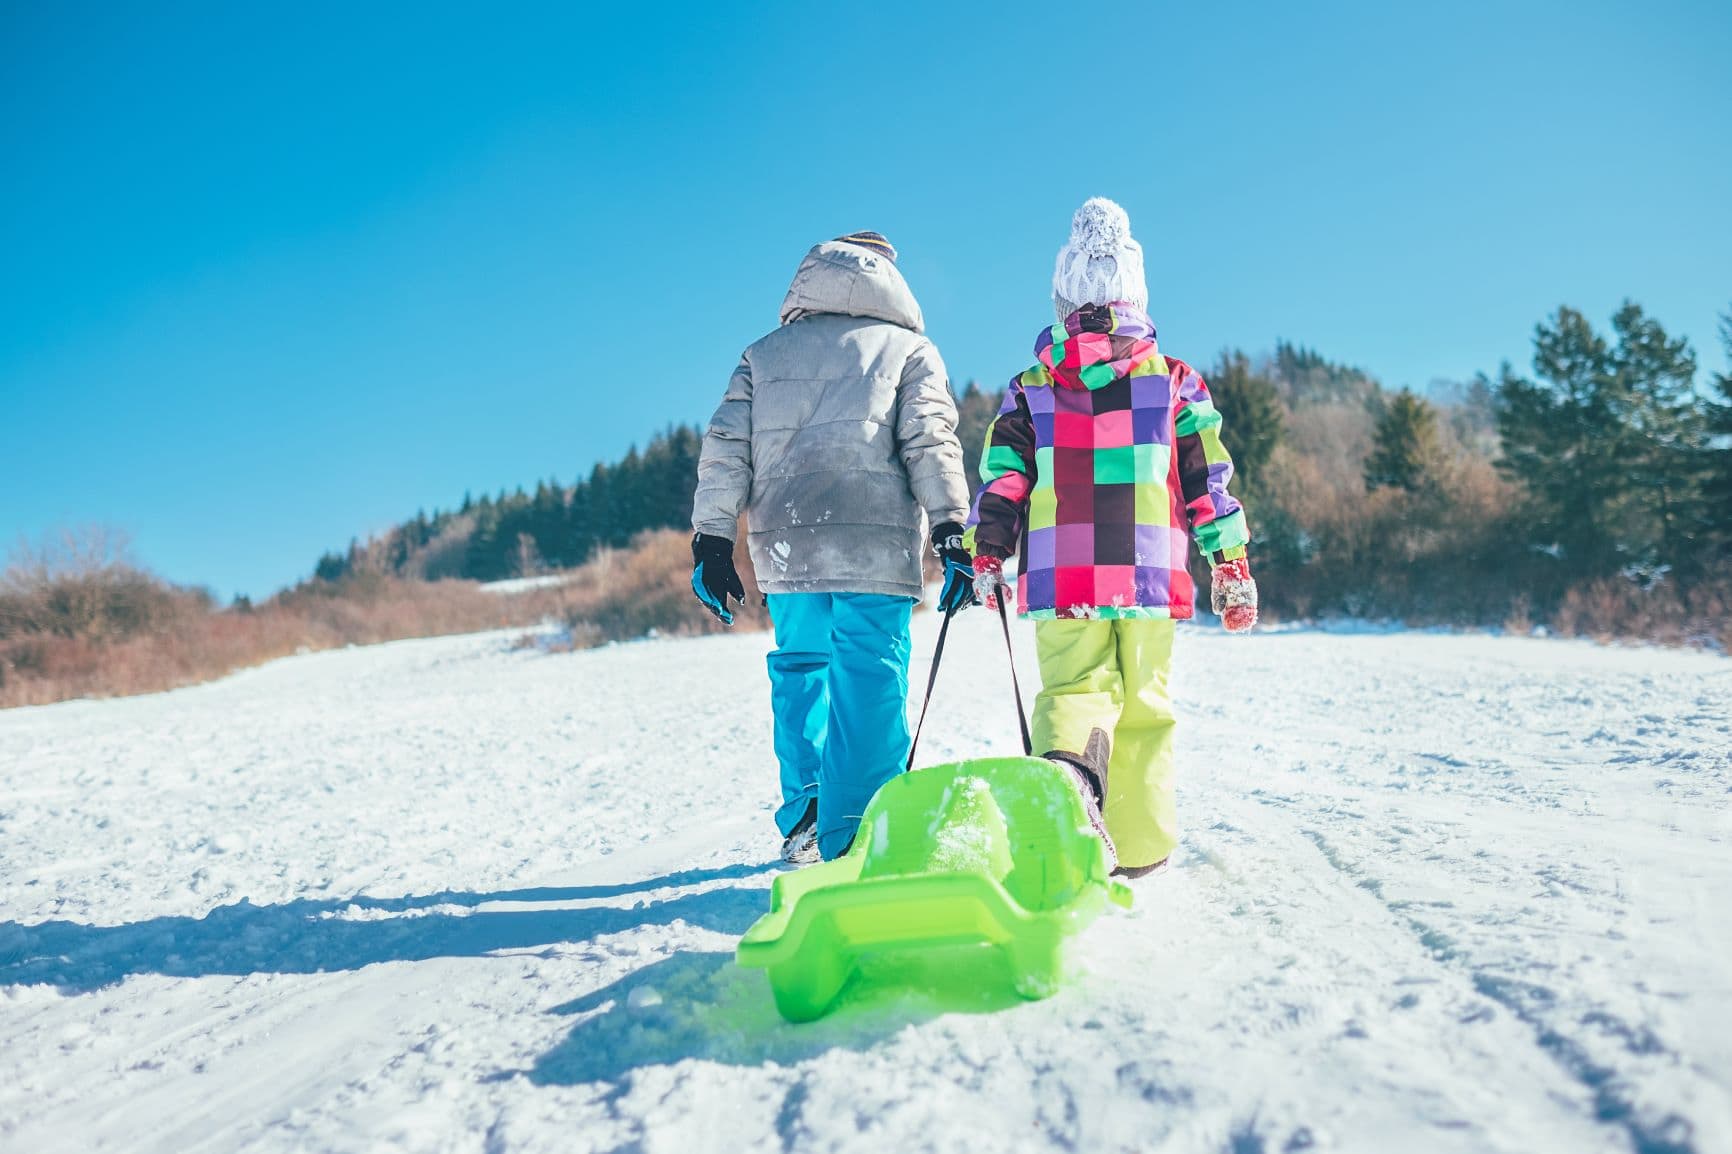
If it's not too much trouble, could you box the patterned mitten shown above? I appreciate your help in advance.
[1210,557,1258,633]
[972,555,1010,611]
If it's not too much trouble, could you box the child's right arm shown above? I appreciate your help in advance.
[692,354,755,540]
[963,375,1037,561]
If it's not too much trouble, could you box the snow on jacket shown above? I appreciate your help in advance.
[692,240,970,599]
[963,303,1249,620]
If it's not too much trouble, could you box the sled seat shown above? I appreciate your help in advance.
[736,757,1132,1022]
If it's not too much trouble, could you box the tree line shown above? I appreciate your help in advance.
[1203,302,1730,637]
[313,426,704,584]
[314,301,1731,643]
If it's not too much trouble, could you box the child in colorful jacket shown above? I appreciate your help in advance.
[965,198,1259,877]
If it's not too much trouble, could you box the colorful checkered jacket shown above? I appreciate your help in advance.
[963,303,1249,620]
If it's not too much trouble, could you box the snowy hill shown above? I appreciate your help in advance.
[2,618,1729,1153]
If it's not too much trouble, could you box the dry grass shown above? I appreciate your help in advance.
[14,511,1713,713]
[0,570,547,709]
[0,526,783,710]
[545,527,769,643]
[539,525,947,646]
[1551,575,1732,651]
[1254,441,1524,626]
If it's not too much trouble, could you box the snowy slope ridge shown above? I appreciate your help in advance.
[2,620,1729,1154]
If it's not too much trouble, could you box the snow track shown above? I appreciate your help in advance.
[2,621,1729,1153]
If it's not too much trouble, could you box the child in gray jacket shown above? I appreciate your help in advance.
[690,232,975,863]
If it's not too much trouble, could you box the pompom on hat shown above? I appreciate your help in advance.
[1052,197,1147,320]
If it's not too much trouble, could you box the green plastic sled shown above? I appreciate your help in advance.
[736,756,1133,1022]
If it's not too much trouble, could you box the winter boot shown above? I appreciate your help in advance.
[780,798,820,865]
[1045,729,1117,870]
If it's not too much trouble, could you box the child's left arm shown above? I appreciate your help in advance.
[1172,362,1250,563]
[1173,363,1257,630]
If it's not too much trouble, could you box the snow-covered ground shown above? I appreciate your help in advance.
[2,617,1729,1153]
[477,574,574,596]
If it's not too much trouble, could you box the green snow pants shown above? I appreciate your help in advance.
[1031,618,1178,871]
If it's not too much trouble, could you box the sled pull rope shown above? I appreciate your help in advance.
[905,598,1033,773]
[996,596,1034,756]
[904,602,956,772]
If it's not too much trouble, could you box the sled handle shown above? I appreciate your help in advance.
[996,596,1034,757]
[905,602,956,772]
[905,596,1033,773]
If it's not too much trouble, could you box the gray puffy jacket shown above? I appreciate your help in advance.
[692,241,970,599]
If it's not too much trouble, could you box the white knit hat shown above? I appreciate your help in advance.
[1052,197,1147,321]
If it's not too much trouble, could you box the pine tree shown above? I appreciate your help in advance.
[530,479,568,567]
[653,425,702,530]
[954,381,1004,495]
[386,528,411,572]
[586,462,613,553]
[464,503,506,582]
[1495,308,1627,573]
[1365,389,1440,492]
[1495,303,1702,576]
[608,447,644,547]
[1272,340,1378,407]
[1701,308,1732,557]
[566,474,594,567]
[1608,302,1704,568]
[1207,351,1284,499]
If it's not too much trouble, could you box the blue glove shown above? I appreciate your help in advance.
[691,533,746,624]
[931,521,977,615]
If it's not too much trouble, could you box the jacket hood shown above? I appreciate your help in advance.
[779,241,925,333]
[1035,302,1159,390]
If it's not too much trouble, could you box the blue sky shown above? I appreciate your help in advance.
[3,1,1728,599]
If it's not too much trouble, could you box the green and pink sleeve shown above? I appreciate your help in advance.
[1172,363,1249,565]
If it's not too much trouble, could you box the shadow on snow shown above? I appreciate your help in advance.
[2,857,1027,1087]
[0,861,781,995]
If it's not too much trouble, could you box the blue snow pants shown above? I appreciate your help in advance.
[765,592,914,860]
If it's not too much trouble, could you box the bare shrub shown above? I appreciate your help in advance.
[549,527,769,644]
[1282,401,1375,493]
[1252,410,1538,628]
[0,526,204,642]
[0,571,543,709]
[1552,575,1731,650]
[0,524,782,709]
[0,525,573,708]
[1504,595,1533,636]
[514,532,544,578]
[413,514,477,580]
